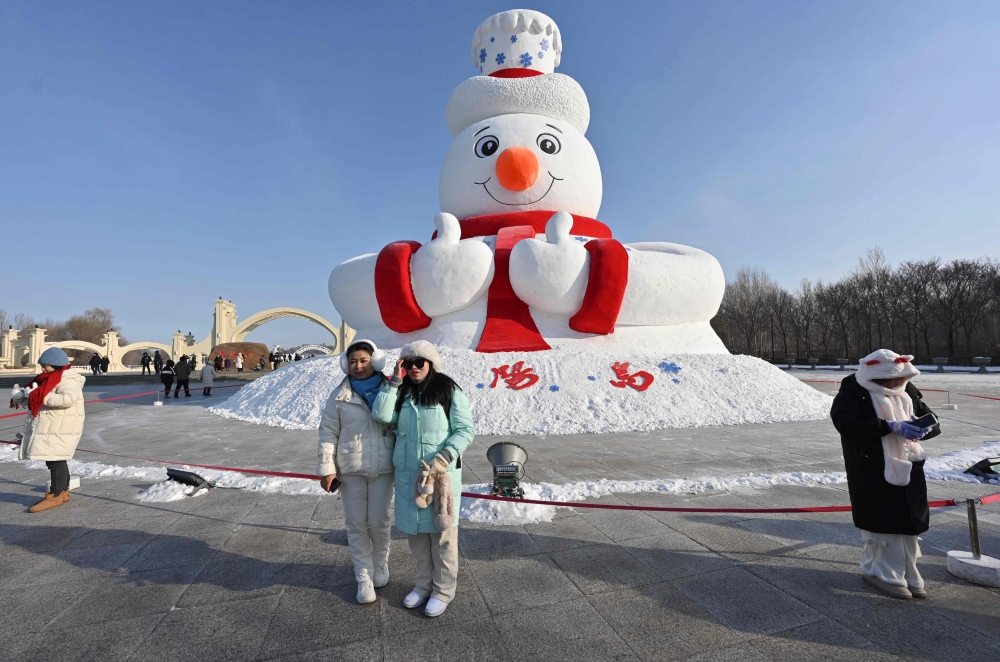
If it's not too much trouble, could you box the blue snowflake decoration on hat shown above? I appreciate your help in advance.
[537,51,544,59]
[495,52,506,65]
[510,34,518,43]
[479,48,487,63]
[519,52,532,67]
[541,38,550,51]
[549,385,559,392]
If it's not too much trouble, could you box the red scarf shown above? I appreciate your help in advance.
[13,366,69,418]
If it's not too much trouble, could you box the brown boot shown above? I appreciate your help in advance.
[28,492,67,513]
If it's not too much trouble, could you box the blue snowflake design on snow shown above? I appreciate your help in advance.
[519,52,533,67]
[672,378,681,384]
[587,375,597,381]
[659,361,682,374]
[495,52,506,66]
[479,48,487,63]
[549,385,560,392]
[476,383,485,389]
[510,34,518,43]
[541,38,549,51]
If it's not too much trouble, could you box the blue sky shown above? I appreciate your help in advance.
[2,1,998,348]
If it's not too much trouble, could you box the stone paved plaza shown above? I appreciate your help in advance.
[1,371,999,661]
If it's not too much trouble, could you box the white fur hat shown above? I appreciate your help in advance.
[400,340,443,372]
[856,349,920,382]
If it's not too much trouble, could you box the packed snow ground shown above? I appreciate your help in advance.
[3,440,997,525]
[208,350,833,434]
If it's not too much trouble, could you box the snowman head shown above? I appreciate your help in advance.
[440,113,601,220]
[439,10,602,220]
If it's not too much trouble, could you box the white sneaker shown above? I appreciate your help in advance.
[424,597,448,618]
[356,579,376,604]
[403,590,428,609]
[374,564,390,588]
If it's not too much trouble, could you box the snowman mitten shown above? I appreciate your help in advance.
[415,461,434,509]
[432,470,455,530]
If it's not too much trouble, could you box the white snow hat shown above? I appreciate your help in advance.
[400,340,444,372]
[856,349,920,382]
[341,339,387,374]
[446,9,588,137]
[471,9,561,76]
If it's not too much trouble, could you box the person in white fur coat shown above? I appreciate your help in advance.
[831,349,941,599]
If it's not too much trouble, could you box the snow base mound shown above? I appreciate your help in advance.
[209,349,832,434]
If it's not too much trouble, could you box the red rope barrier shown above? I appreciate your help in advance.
[3,437,996,512]
[1,384,244,419]
[958,393,1000,402]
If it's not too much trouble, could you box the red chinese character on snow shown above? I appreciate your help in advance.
[609,362,654,391]
[490,361,540,391]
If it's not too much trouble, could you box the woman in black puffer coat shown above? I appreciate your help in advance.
[831,349,940,600]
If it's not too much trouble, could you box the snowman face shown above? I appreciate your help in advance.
[439,114,602,220]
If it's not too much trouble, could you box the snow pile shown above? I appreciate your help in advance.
[209,350,833,434]
[137,481,209,502]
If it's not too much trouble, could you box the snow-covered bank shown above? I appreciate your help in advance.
[3,440,997,524]
[208,350,833,435]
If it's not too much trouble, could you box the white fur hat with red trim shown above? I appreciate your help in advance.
[856,349,920,382]
[445,9,589,137]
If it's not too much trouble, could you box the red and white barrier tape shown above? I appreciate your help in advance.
[2,437,997,512]
[1,384,244,420]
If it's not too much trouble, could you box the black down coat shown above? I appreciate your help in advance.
[831,374,941,535]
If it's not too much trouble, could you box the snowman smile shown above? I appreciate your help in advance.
[476,172,563,206]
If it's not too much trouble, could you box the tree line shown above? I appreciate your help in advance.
[0,308,129,365]
[711,248,1000,363]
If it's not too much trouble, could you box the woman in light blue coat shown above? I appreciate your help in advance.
[372,340,473,618]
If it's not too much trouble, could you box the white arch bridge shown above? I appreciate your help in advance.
[0,300,354,373]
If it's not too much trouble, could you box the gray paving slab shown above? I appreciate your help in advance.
[18,613,164,662]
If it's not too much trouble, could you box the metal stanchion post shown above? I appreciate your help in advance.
[968,498,982,560]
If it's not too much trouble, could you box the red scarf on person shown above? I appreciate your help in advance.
[8,366,69,418]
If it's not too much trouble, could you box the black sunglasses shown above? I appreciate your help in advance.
[402,358,428,370]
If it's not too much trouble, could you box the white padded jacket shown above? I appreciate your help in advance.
[317,376,395,478]
[12,371,86,462]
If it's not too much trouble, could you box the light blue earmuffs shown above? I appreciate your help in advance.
[340,339,387,373]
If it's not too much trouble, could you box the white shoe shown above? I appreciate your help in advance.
[403,590,428,609]
[356,579,376,604]
[374,564,390,588]
[424,597,448,617]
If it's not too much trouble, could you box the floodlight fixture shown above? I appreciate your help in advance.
[166,468,214,491]
[965,458,1000,481]
[486,442,527,499]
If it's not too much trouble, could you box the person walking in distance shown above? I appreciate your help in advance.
[201,359,216,396]
[318,340,395,604]
[140,352,152,375]
[372,341,474,618]
[88,353,100,376]
[831,349,940,599]
[99,355,110,374]
[174,355,192,398]
[214,353,223,372]
[153,350,163,374]
[160,360,176,397]
[9,348,85,513]
[235,352,244,373]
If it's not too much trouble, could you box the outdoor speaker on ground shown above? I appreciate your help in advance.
[166,468,214,491]
[486,442,527,499]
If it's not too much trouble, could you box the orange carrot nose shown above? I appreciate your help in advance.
[495,146,539,191]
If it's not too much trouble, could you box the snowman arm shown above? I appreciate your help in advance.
[569,239,629,334]
[375,241,432,333]
[328,254,391,332]
[615,242,725,326]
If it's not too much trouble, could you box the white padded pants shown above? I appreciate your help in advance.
[860,530,924,590]
[340,473,394,583]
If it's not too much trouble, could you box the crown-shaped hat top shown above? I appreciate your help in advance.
[471,9,561,76]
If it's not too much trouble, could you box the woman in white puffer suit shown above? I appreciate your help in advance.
[317,340,396,605]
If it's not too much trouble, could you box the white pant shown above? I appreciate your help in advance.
[340,474,394,583]
[860,530,923,589]
[407,526,459,603]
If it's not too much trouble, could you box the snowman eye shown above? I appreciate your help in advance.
[474,135,499,158]
[537,133,561,154]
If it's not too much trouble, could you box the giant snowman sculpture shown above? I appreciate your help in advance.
[211,10,832,436]
[329,9,726,355]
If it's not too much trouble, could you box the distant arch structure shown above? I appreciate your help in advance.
[0,300,354,374]
[294,344,335,356]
